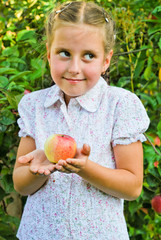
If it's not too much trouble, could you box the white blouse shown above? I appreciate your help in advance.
[17,77,150,240]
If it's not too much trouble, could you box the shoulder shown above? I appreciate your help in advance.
[104,85,150,123]
[106,85,136,99]
[20,87,53,103]
[105,86,144,108]
[18,85,56,109]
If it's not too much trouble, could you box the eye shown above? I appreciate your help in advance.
[59,51,70,58]
[84,53,94,61]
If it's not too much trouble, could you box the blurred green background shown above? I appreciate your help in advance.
[0,0,161,239]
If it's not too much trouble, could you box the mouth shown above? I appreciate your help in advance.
[63,77,85,83]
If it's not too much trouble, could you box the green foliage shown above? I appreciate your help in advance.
[0,0,161,239]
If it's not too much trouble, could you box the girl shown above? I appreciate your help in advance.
[13,1,150,239]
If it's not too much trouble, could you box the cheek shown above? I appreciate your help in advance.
[84,64,103,79]
[50,59,66,78]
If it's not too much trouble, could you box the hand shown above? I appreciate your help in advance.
[55,144,91,174]
[18,149,55,176]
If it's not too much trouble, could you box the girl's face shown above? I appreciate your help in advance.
[47,24,113,105]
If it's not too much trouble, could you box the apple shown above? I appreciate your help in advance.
[44,134,77,163]
[151,195,161,214]
[145,133,161,146]
[154,161,159,168]
[154,136,161,147]
[24,89,31,94]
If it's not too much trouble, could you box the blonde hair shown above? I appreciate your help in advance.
[46,1,115,54]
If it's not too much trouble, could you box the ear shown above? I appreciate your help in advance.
[46,43,51,64]
[102,49,113,73]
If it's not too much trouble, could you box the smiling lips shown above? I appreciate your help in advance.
[64,77,85,83]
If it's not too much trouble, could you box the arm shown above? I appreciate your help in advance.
[55,141,143,201]
[13,137,55,196]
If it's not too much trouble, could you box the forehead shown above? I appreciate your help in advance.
[51,23,105,51]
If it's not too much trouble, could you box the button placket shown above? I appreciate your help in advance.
[60,103,73,130]
[67,100,80,137]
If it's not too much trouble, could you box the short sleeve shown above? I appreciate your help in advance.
[17,94,35,139]
[111,92,150,147]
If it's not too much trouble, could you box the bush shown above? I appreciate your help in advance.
[0,0,161,239]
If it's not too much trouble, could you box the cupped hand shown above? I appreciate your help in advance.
[55,144,91,174]
[18,149,55,176]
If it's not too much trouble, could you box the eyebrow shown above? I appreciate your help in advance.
[54,47,100,55]
[54,47,69,52]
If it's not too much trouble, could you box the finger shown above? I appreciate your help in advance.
[64,165,79,173]
[55,164,71,173]
[30,166,39,174]
[30,168,51,176]
[66,158,84,168]
[81,144,91,156]
[61,160,81,173]
[38,166,55,176]
[57,160,67,166]
[18,154,34,163]
[38,169,51,176]
[47,164,56,173]
[32,172,46,177]
[55,160,79,173]
[66,158,78,166]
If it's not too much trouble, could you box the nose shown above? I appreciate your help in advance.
[68,57,81,75]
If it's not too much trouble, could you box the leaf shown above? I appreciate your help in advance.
[146,175,159,188]
[16,29,36,42]
[153,54,161,64]
[5,92,23,109]
[9,85,24,92]
[7,57,26,65]
[15,93,24,105]
[152,6,161,15]
[158,38,161,50]
[144,146,156,168]
[0,77,9,88]
[147,57,153,66]
[2,46,19,57]
[0,223,13,236]
[0,235,6,240]
[23,38,37,45]
[128,201,142,215]
[148,26,161,36]
[142,186,155,200]
[28,69,44,82]
[9,71,31,82]
[30,58,45,70]
[157,120,161,139]
[144,57,153,80]
[139,93,157,110]
[0,124,7,133]
[0,68,16,75]
[148,167,160,180]
[156,93,161,104]
[134,60,145,78]
[0,109,15,125]
[0,174,14,193]
[116,77,130,88]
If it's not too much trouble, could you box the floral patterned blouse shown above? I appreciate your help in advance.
[16,77,150,240]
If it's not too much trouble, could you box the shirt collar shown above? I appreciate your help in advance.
[44,84,64,108]
[76,77,108,112]
[44,77,108,112]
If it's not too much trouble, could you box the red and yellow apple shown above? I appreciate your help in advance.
[44,134,77,163]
